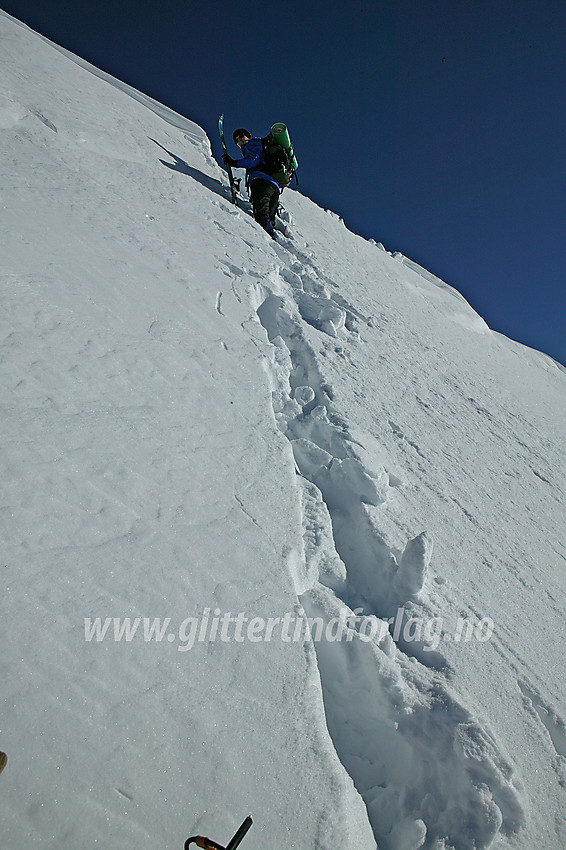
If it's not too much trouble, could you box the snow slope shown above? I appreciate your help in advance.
[2,9,566,850]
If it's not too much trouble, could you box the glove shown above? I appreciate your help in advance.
[222,153,237,166]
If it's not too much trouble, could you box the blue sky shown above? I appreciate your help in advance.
[4,0,565,365]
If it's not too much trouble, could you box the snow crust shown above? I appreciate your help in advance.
[2,10,566,850]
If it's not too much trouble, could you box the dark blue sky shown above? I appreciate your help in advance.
[4,0,565,365]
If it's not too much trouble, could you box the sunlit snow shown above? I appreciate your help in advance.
[2,10,566,850]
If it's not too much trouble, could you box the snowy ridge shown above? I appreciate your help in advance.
[2,9,566,850]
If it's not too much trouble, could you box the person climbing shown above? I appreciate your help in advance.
[223,128,280,239]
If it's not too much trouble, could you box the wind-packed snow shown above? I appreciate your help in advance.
[2,10,566,850]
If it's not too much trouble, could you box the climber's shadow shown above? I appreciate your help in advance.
[149,137,230,201]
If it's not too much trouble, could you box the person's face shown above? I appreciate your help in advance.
[235,134,250,147]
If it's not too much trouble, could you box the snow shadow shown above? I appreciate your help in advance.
[148,138,228,200]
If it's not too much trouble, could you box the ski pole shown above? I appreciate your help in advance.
[185,815,253,850]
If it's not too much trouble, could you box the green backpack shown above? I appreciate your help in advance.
[261,123,299,189]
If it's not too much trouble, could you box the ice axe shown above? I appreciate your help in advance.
[185,815,253,850]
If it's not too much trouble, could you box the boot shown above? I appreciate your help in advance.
[257,216,277,240]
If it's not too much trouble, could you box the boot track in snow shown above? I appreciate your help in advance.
[230,219,525,850]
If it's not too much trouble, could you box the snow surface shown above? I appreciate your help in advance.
[2,9,566,850]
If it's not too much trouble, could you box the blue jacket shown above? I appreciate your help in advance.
[234,138,280,191]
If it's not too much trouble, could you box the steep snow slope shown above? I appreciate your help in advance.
[2,10,565,850]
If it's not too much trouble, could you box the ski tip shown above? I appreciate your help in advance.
[0,752,7,775]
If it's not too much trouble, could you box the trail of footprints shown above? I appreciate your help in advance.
[229,219,526,848]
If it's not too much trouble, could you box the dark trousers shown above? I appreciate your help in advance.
[250,178,279,224]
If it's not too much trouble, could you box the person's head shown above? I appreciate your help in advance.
[233,128,251,147]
